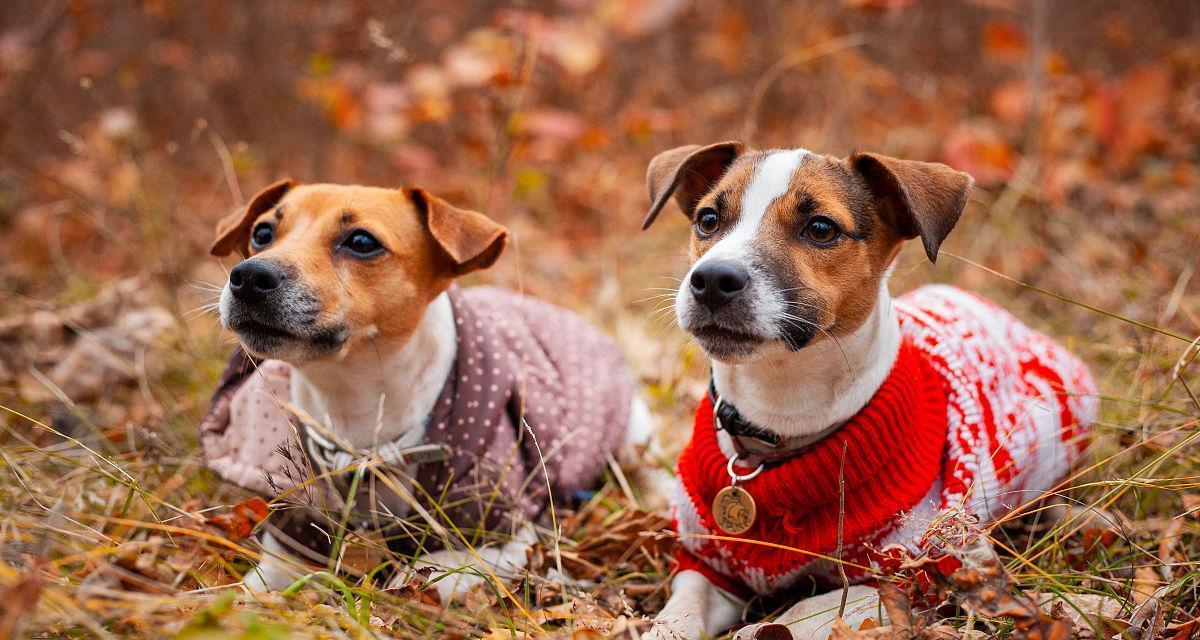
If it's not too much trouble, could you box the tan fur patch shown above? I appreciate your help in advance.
[670,148,969,339]
[686,152,763,261]
[234,184,504,355]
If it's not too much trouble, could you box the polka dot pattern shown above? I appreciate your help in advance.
[198,353,296,496]
[198,286,635,555]
[415,286,633,532]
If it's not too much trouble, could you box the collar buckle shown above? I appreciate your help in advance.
[305,421,450,472]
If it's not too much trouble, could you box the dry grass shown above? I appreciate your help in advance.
[1,1,1198,638]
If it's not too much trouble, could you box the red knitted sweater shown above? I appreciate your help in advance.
[673,285,1097,598]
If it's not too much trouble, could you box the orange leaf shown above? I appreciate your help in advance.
[990,80,1028,125]
[1167,620,1198,640]
[841,0,915,11]
[205,497,269,539]
[982,21,1028,64]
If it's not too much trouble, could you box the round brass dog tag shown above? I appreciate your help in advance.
[713,485,756,535]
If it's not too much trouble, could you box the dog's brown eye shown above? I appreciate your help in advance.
[342,230,384,257]
[251,222,275,249]
[803,217,840,245]
[695,208,720,237]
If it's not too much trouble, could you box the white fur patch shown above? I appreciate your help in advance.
[649,568,745,639]
[698,149,810,267]
[244,532,301,592]
[675,149,813,344]
[711,280,902,441]
[739,149,811,229]
[290,292,456,450]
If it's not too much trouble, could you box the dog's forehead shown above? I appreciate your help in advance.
[276,184,410,218]
[714,150,843,198]
[709,150,860,226]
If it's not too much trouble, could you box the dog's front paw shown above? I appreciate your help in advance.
[641,616,705,640]
[426,569,487,603]
[242,559,296,593]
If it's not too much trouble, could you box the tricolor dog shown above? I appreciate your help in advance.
[199,181,652,599]
[640,143,1097,639]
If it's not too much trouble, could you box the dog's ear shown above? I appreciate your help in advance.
[408,187,508,275]
[849,153,973,263]
[643,141,743,230]
[210,179,295,258]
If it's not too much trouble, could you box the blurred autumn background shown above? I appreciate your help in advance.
[1,1,1198,638]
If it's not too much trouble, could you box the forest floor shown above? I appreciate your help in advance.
[0,2,1197,638]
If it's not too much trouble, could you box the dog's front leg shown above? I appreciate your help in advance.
[645,570,744,640]
[243,532,304,592]
[731,585,883,640]
[407,524,536,602]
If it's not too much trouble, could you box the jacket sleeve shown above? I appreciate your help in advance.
[198,351,300,495]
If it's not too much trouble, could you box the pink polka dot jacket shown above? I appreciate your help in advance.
[673,285,1098,598]
[199,286,633,561]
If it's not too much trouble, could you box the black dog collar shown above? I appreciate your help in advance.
[708,379,844,466]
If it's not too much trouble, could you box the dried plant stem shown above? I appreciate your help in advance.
[837,440,849,619]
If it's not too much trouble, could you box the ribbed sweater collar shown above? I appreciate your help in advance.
[677,340,949,576]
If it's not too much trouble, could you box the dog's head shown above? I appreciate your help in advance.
[644,143,972,363]
[212,181,507,362]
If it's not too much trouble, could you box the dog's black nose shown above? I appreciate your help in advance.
[229,260,284,302]
[690,260,749,311]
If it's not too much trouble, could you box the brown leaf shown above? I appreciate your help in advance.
[1131,566,1161,605]
[941,124,1016,187]
[0,572,42,640]
[1,278,174,404]
[205,497,269,539]
[830,618,861,640]
[911,516,1072,640]
[1166,620,1198,640]
[841,0,916,11]
[990,80,1029,125]
[1128,597,1166,640]
[877,581,912,631]
[384,574,442,609]
[1181,494,1200,518]
[1032,593,1127,639]
[557,508,672,580]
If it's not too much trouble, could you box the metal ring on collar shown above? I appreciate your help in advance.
[713,395,725,432]
[727,454,764,483]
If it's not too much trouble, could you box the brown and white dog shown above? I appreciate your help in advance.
[204,181,654,600]
[640,143,1096,639]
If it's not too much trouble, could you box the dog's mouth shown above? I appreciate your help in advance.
[689,324,767,359]
[230,318,299,342]
[219,278,351,361]
[225,311,348,361]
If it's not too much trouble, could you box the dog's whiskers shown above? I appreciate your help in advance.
[781,300,820,311]
[644,305,679,326]
[187,280,226,294]
[632,292,680,305]
[185,297,224,318]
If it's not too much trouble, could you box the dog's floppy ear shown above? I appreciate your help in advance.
[849,153,973,263]
[408,187,508,275]
[643,141,743,230]
[210,179,295,258]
